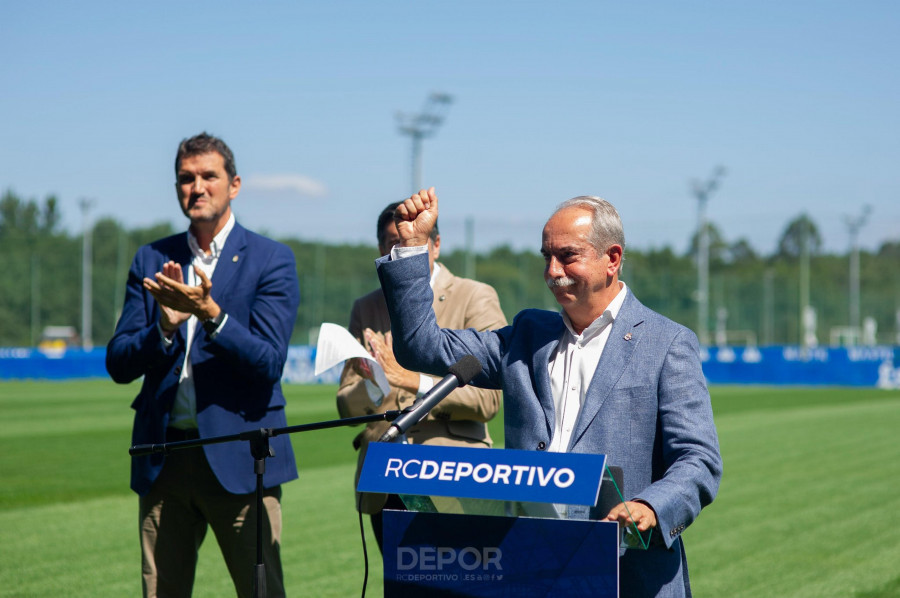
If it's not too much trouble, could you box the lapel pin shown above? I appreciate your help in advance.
[232,255,239,262]
[623,332,633,341]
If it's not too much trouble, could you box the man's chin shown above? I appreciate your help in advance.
[187,211,215,223]
[549,288,574,305]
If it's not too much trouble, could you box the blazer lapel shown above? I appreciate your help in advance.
[431,263,453,322]
[208,223,248,303]
[532,315,565,438]
[568,292,644,449]
[188,224,246,358]
[171,234,193,270]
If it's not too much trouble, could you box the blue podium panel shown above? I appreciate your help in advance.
[383,510,619,598]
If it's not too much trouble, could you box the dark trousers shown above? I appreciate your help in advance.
[369,493,408,554]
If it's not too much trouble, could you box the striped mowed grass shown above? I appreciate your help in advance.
[1,380,898,597]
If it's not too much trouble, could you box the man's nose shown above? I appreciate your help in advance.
[192,178,205,195]
[546,256,563,278]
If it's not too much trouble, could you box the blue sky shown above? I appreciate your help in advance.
[2,1,897,255]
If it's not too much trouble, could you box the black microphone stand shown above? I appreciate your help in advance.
[129,410,402,598]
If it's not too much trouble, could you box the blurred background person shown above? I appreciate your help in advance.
[336,201,507,552]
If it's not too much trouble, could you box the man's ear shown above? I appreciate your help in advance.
[228,174,242,199]
[430,235,441,261]
[607,244,623,275]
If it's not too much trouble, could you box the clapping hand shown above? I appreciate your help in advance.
[144,261,219,335]
[363,328,420,394]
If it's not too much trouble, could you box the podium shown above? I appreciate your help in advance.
[359,443,649,597]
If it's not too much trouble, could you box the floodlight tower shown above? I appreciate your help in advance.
[396,92,453,193]
[79,197,94,350]
[843,204,872,338]
[690,166,726,346]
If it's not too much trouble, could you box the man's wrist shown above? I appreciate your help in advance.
[157,321,176,346]
[401,236,430,247]
[202,311,226,336]
[198,303,221,322]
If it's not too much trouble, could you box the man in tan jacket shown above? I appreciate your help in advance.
[336,202,507,551]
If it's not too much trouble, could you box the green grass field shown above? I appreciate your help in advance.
[2,380,899,597]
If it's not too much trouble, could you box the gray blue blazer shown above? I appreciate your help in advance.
[377,253,722,598]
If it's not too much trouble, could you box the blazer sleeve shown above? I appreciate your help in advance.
[633,327,723,548]
[205,242,300,385]
[106,246,183,384]
[428,280,507,423]
[376,253,507,389]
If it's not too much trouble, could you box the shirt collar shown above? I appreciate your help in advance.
[187,213,235,261]
[561,281,628,340]
[430,262,442,288]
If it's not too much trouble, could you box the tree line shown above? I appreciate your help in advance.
[2,189,899,349]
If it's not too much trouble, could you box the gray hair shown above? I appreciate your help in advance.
[553,195,626,256]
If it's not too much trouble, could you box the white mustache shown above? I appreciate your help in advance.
[547,277,576,289]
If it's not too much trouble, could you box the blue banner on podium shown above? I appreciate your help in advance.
[383,510,619,597]
[358,442,606,506]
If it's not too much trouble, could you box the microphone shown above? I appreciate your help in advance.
[378,355,482,443]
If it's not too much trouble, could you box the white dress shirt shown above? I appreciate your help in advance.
[547,281,627,517]
[167,214,235,430]
[547,281,628,453]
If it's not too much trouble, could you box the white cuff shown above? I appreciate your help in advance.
[390,244,428,261]
[363,378,384,407]
[416,374,435,399]
[206,313,228,339]
[157,322,175,347]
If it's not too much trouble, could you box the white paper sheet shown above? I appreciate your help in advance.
[314,322,391,396]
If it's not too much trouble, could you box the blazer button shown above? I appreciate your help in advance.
[174,366,182,376]
[537,441,546,450]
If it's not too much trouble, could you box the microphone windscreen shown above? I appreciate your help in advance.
[447,355,482,386]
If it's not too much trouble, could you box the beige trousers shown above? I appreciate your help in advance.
[139,446,284,598]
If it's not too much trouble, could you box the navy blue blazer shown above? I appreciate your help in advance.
[377,253,722,598]
[107,223,300,496]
